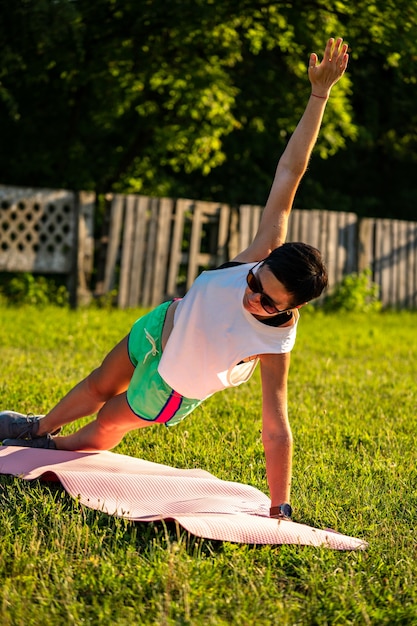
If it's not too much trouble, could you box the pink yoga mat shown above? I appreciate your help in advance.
[0,446,367,550]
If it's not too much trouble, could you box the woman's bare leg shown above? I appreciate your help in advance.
[53,392,152,451]
[37,336,135,437]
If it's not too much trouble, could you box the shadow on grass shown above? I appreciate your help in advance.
[0,474,226,557]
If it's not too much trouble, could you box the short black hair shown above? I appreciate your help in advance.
[263,242,328,305]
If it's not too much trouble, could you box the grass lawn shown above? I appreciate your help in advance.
[0,305,416,625]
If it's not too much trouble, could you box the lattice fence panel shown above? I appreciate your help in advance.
[0,186,76,273]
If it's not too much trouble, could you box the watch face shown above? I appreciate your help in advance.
[280,503,292,518]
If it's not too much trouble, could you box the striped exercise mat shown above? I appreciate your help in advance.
[0,446,367,550]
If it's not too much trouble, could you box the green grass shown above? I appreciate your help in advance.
[0,305,416,625]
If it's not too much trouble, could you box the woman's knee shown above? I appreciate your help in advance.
[96,393,146,434]
[85,368,116,403]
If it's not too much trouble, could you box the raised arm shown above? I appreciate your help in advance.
[234,37,349,263]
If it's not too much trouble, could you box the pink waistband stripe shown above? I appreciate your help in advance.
[154,391,183,423]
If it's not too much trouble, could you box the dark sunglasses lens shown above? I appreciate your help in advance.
[247,269,278,314]
[260,295,277,314]
[247,270,260,292]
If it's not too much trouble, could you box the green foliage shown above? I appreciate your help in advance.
[0,272,69,307]
[0,306,416,624]
[1,1,417,218]
[323,268,382,312]
[0,1,354,201]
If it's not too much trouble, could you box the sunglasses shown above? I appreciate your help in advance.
[246,263,292,315]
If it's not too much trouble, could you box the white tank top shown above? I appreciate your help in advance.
[158,263,298,400]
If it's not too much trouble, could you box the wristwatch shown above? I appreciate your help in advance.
[269,502,292,520]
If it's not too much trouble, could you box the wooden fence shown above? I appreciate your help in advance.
[1,186,416,309]
[97,193,417,309]
[97,195,232,308]
[358,218,417,309]
[0,185,94,306]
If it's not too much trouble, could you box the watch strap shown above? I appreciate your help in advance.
[269,502,292,520]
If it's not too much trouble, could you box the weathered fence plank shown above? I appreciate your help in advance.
[406,222,417,308]
[118,195,136,309]
[340,211,357,275]
[127,195,148,307]
[186,200,204,289]
[103,194,124,294]
[142,198,159,307]
[395,221,407,307]
[238,204,263,252]
[76,191,95,305]
[374,219,390,306]
[151,197,174,307]
[358,218,374,272]
[166,199,187,298]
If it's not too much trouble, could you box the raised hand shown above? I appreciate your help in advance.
[308,37,349,97]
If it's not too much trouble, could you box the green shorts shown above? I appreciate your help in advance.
[127,301,203,427]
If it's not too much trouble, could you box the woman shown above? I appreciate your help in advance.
[1,37,349,519]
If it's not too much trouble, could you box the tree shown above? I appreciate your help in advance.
[0,1,353,195]
[1,1,417,220]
